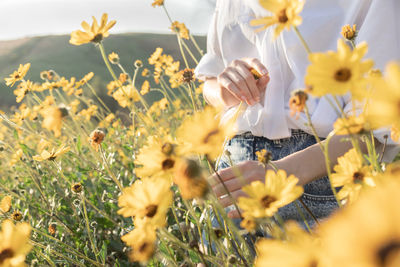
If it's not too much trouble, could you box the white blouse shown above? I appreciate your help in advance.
[195,0,400,160]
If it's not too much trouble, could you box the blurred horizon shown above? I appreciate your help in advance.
[0,0,215,41]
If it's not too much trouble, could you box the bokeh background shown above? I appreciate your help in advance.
[0,0,216,110]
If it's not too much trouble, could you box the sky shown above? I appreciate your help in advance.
[0,0,216,41]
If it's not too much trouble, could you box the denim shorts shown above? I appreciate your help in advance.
[217,129,339,229]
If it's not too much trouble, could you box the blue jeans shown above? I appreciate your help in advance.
[216,129,338,230]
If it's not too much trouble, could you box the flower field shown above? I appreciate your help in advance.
[0,0,399,266]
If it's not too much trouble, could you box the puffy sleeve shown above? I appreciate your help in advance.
[194,2,225,81]
[342,0,400,161]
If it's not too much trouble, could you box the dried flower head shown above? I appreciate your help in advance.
[180,68,195,83]
[289,90,308,119]
[48,223,56,236]
[89,129,106,151]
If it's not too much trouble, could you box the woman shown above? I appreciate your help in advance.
[195,0,400,225]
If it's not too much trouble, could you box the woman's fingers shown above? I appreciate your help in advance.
[220,189,246,207]
[217,72,245,102]
[242,58,269,76]
[234,62,261,103]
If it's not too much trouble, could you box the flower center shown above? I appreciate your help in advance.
[353,171,364,183]
[203,129,219,144]
[377,240,400,267]
[260,195,277,208]
[139,242,149,253]
[309,259,319,267]
[162,158,175,170]
[278,9,289,23]
[0,248,14,264]
[145,204,158,218]
[334,68,352,82]
[91,33,103,43]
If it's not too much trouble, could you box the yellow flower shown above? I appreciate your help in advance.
[170,21,190,39]
[256,222,324,267]
[333,115,367,135]
[108,52,119,64]
[9,149,23,167]
[11,211,22,221]
[78,105,98,121]
[251,0,304,38]
[240,217,256,232]
[13,81,34,103]
[117,177,173,228]
[176,106,235,159]
[238,170,303,218]
[0,196,12,213]
[331,148,375,204]
[121,222,157,263]
[70,13,116,45]
[255,149,271,164]
[4,63,31,87]
[112,85,140,108]
[134,60,143,68]
[366,63,400,130]
[391,124,400,143]
[142,68,150,77]
[41,106,64,137]
[0,219,32,267]
[174,158,208,200]
[151,0,164,7]
[341,24,357,41]
[305,39,374,98]
[32,144,70,161]
[71,183,83,193]
[140,80,150,95]
[320,178,400,267]
[134,136,177,179]
[158,98,169,110]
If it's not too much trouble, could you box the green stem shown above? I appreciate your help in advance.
[98,43,118,81]
[190,34,204,56]
[81,194,101,264]
[294,26,312,54]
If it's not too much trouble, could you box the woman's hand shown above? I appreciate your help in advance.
[217,58,270,106]
[203,58,270,108]
[208,160,268,218]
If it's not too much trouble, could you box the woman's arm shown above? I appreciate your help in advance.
[209,135,369,214]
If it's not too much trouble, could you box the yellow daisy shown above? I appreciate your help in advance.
[305,39,374,98]
[333,115,367,135]
[40,106,64,137]
[32,144,70,161]
[170,21,190,40]
[117,177,173,228]
[70,13,116,45]
[134,136,177,179]
[0,196,12,213]
[366,62,400,131]
[331,148,375,204]
[176,106,235,159]
[238,169,303,218]
[320,178,400,267]
[4,63,31,87]
[251,0,304,38]
[0,220,32,267]
[112,85,140,108]
[174,158,208,200]
[256,222,324,267]
[121,221,157,263]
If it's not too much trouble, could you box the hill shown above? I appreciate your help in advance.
[0,33,206,110]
